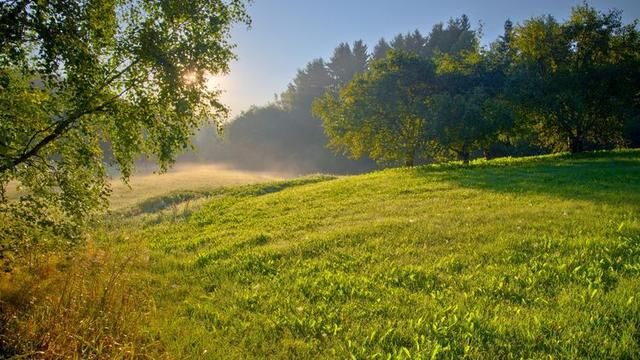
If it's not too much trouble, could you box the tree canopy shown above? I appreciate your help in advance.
[314,51,436,167]
[189,40,376,174]
[315,6,639,166]
[0,0,250,263]
[509,5,640,152]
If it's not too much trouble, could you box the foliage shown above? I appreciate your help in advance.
[509,4,640,152]
[429,42,514,163]
[0,243,161,358]
[281,59,334,112]
[314,16,481,167]
[0,0,250,265]
[326,40,369,89]
[372,15,477,60]
[318,5,638,167]
[189,15,480,173]
[188,40,376,174]
[314,52,437,166]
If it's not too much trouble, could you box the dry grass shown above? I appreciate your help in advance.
[5,163,288,211]
[0,242,164,359]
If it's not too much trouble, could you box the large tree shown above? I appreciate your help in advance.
[314,51,436,167]
[326,40,369,89]
[0,0,249,263]
[430,29,514,164]
[510,5,640,152]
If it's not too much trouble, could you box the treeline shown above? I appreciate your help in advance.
[191,3,639,171]
[315,5,640,166]
[185,41,376,174]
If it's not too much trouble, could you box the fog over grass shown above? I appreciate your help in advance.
[108,164,290,211]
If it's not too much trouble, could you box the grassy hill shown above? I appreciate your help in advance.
[5,150,640,358]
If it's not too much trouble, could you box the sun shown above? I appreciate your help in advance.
[182,71,226,91]
[182,71,198,85]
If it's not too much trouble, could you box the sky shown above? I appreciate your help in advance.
[213,0,640,118]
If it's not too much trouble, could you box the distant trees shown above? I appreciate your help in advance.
[195,41,376,173]
[315,15,493,166]
[327,41,369,89]
[372,15,477,61]
[281,59,333,111]
[429,34,514,163]
[193,3,638,173]
[314,5,639,166]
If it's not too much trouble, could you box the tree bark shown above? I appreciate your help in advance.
[459,145,470,165]
[0,84,131,174]
[461,152,470,165]
[0,119,72,174]
[568,136,584,153]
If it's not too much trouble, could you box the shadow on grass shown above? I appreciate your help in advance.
[414,150,640,208]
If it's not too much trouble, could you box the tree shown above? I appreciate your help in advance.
[314,51,436,167]
[389,30,428,57]
[371,16,477,61]
[425,15,477,57]
[280,58,333,111]
[0,0,250,264]
[372,38,392,61]
[510,5,639,152]
[428,25,513,164]
[194,51,376,175]
[326,40,369,89]
[429,89,512,164]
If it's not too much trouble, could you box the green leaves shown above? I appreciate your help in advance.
[314,51,436,167]
[509,4,639,152]
[0,0,250,265]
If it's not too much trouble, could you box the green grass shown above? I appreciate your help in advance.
[90,150,640,358]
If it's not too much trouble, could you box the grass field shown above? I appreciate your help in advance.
[3,150,640,358]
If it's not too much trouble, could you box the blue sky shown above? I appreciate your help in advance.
[216,0,640,118]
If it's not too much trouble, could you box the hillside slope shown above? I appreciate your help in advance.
[109,151,640,359]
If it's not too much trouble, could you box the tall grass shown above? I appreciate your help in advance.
[0,244,163,359]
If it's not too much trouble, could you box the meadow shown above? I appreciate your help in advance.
[2,150,640,359]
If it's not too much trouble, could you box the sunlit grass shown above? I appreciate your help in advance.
[4,150,640,358]
[99,149,640,359]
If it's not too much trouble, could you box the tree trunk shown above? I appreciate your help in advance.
[482,147,490,160]
[404,150,415,167]
[461,152,470,165]
[459,145,470,165]
[568,136,584,153]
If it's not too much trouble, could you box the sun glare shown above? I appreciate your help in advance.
[182,71,198,85]
[182,71,226,91]
[205,72,226,91]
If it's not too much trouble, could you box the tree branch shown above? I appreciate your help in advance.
[0,84,135,174]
